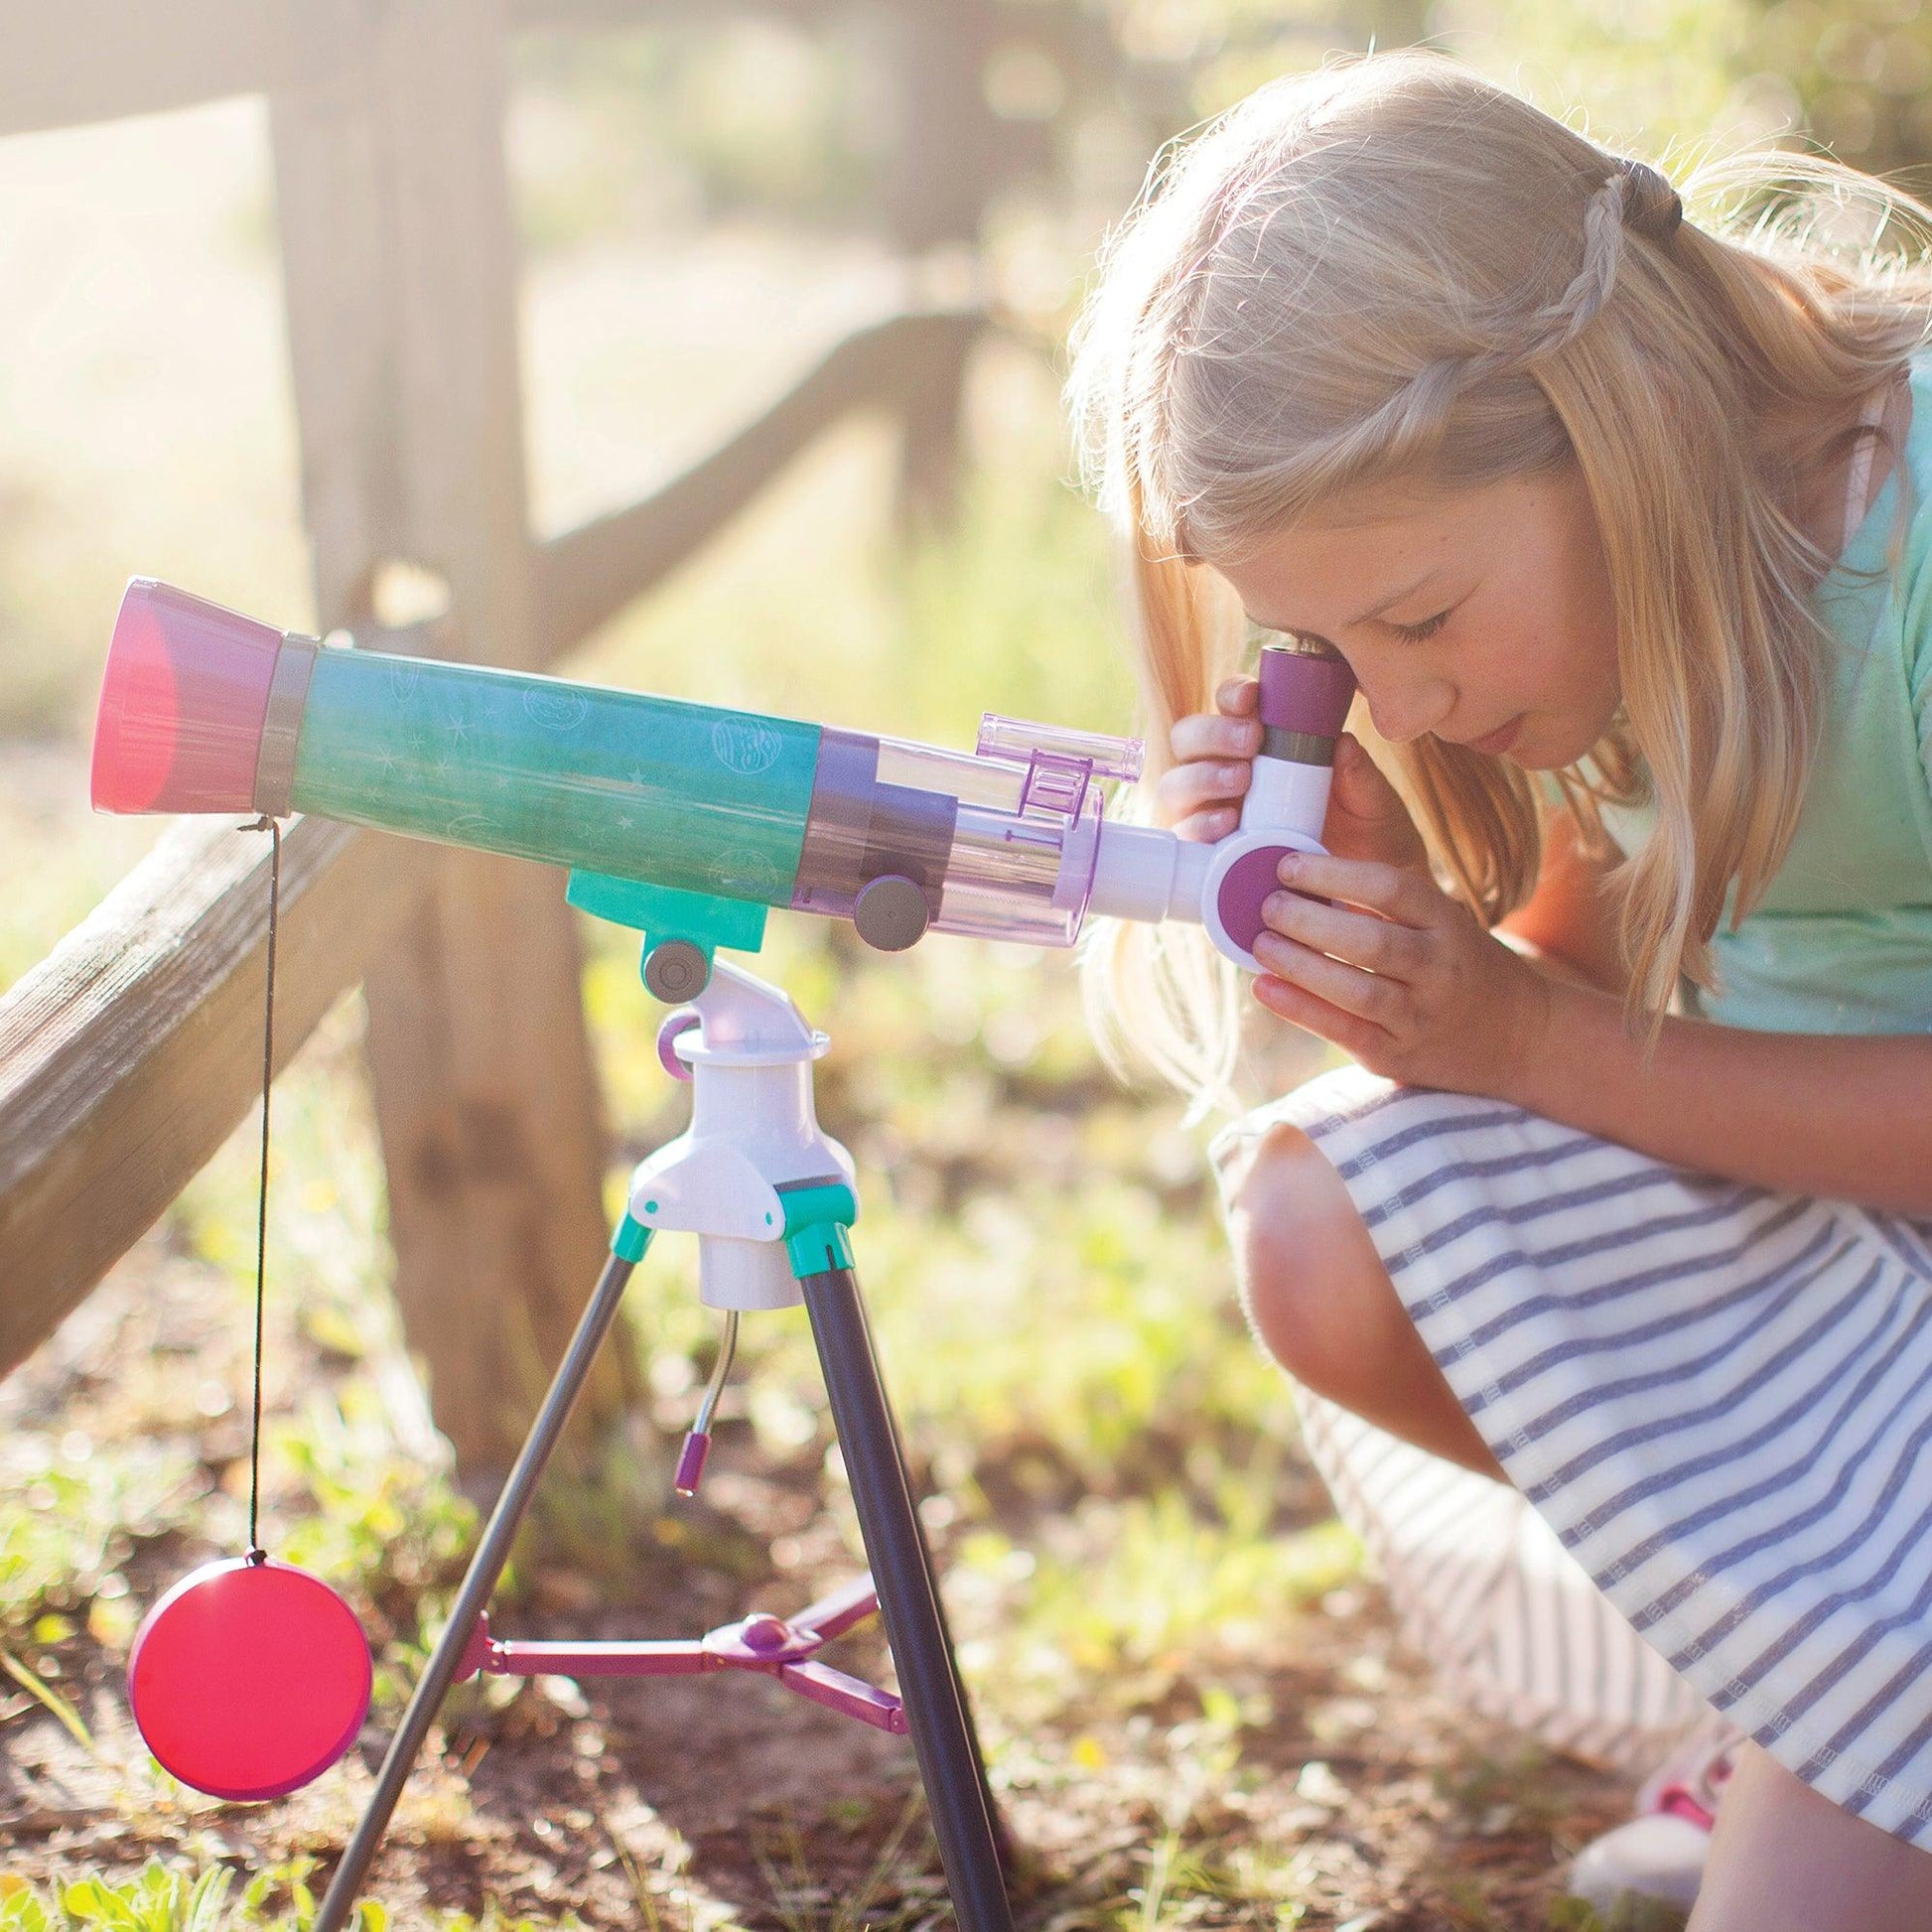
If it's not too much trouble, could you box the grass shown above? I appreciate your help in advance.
[0,1859,603,1931]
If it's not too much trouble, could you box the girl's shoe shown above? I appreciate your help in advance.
[1564,1732,1740,1917]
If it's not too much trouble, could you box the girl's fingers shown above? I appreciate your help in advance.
[1173,806,1240,845]
[1157,756,1252,814]
[1171,706,1263,763]
[1261,889,1424,981]
[1144,757,1252,834]
[1274,851,1438,927]
[1252,928,1401,1027]
[1215,676,1260,715]
[1251,970,1390,1061]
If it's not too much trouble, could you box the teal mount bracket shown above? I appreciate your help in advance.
[566,869,768,974]
[779,1178,859,1279]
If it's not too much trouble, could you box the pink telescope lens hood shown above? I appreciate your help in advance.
[92,579,288,814]
[1256,642,1355,740]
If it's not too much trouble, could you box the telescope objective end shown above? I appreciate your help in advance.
[92,578,297,817]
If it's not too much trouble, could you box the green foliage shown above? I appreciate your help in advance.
[511,21,878,247]
[1744,0,1932,186]
[964,1501,1360,1720]
[0,1432,202,1649]
[0,1862,592,1932]
[1548,1890,1691,1932]
[269,1391,476,1612]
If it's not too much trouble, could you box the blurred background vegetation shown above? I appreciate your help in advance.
[1,1,1928,1924]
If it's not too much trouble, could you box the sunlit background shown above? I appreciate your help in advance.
[2,4,1927,1927]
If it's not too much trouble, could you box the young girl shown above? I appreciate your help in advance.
[1067,51,1932,1931]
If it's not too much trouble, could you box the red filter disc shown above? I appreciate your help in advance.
[127,1558,371,1802]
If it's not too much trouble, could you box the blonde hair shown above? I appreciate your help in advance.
[1067,50,1932,1117]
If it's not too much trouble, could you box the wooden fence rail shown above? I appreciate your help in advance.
[0,817,433,1378]
[0,0,858,141]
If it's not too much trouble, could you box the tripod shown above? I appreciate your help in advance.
[311,959,1013,1932]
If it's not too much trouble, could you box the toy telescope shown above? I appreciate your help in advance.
[90,579,1356,991]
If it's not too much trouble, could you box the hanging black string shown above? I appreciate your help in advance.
[245,814,282,1565]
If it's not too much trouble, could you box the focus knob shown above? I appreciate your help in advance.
[644,938,711,1002]
[853,875,930,952]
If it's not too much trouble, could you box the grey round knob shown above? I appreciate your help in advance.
[644,938,711,1002]
[853,875,929,952]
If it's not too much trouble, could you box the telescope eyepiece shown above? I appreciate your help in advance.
[1256,640,1355,750]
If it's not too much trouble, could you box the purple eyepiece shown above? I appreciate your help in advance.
[92,579,291,815]
[1257,641,1355,743]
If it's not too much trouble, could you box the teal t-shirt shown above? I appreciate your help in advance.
[1596,354,1932,1035]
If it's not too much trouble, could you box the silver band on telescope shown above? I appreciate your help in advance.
[1260,725,1335,766]
[252,632,320,818]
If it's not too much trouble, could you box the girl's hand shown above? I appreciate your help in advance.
[1159,678,1433,872]
[1253,850,1556,1099]
[1156,677,1263,843]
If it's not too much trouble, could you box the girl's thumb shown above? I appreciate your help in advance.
[1327,733,1405,823]
[1322,733,1430,869]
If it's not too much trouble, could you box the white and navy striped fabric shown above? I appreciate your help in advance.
[1209,1061,1932,1851]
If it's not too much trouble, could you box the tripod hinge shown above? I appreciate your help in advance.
[777,1176,858,1278]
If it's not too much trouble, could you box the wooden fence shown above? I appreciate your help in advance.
[0,0,1009,1471]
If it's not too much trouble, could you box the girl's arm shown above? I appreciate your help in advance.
[1504,980,1932,1216]
[1495,812,1932,1212]
[1252,842,1932,1217]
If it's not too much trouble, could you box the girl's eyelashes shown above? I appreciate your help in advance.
[1245,603,1460,655]
[1389,608,1452,644]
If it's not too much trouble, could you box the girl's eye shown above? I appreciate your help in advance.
[1390,609,1451,644]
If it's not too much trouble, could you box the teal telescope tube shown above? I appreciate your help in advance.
[89,579,820,904]
[290,643,820,907]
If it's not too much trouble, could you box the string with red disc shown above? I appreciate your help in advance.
[244,811,280,1565]
[125,817,373,1804]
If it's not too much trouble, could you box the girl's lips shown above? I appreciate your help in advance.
[1468,714,1524,756]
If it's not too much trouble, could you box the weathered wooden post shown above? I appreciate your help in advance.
[883,0,1000,529]
[269,0,631,1476]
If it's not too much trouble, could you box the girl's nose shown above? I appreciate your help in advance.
[1361,675,1454,746]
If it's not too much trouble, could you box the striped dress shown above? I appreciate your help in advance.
[1211,1071,1932,1848]
[1207,362,1932,1852]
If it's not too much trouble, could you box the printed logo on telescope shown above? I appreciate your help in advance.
[712,719,782,774]
[712,849,783,897]
[524,689,590,733]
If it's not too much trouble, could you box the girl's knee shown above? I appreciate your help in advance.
[1225,1121,1387,1395]
[1690,1742,1932,1932]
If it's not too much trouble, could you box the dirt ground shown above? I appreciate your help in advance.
[0,1234,1658,1932]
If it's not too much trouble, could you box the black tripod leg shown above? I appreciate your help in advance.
[866,1322,1016,1875]
[313,1241,646,1932]
[801,1264,1014,1932]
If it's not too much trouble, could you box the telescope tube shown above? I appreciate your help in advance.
[91,581,1126,951]
[89,581,1356,966]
